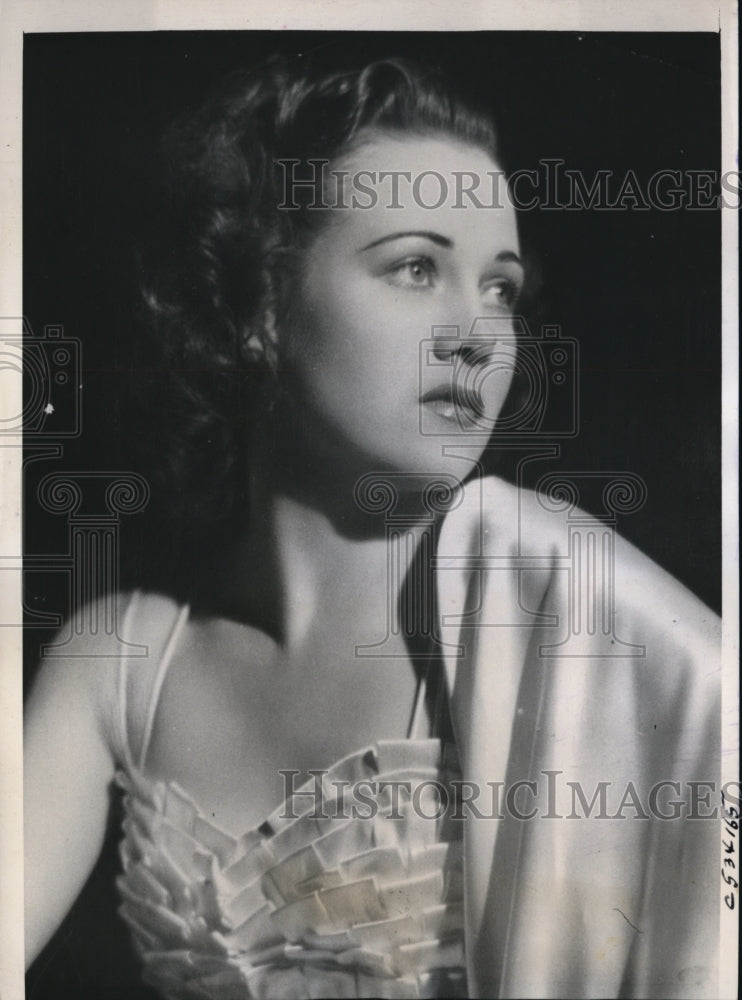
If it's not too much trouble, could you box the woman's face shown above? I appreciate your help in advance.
[279,132,523,481]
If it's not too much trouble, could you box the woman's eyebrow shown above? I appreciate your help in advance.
[358,231,523,268]
[358,230,453,252]
[495,250,524,267]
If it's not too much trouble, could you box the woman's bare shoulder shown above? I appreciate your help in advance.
[27,589,186,759]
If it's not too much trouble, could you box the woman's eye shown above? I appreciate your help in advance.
[481,278,519,310]
[386,257,436,289]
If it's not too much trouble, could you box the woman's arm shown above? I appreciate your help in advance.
[23,638,118,967]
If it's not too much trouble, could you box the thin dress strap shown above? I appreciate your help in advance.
[407,655,454,742]
[117,592,190,772]
[407,666,429,740]
[138,602,191,771]
[117,591,141,773]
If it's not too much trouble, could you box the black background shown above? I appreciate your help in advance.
[23,31,721,998]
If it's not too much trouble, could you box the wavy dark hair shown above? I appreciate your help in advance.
[135,53,509,528]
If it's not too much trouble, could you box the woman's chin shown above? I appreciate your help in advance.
[351,444,483,488]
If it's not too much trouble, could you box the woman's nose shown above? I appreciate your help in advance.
[430,311,513,364]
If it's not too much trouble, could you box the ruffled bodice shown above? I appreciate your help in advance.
[115,738,467,999]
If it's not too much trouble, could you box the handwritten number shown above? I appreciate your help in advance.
[720,795,738,909]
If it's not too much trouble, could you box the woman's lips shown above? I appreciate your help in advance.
[420,385,484,426]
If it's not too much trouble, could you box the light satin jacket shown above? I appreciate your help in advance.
[435,475,721,998]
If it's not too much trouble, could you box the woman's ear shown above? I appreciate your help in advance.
[239,325,268,364]
[238,301,281,372]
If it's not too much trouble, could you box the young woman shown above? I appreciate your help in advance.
[24,54,721,998]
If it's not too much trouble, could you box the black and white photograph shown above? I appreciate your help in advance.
[1,3,738,998]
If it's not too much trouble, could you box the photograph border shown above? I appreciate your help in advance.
[1,3,738,999]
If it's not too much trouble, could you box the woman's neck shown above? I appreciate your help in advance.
[205,396,442,649]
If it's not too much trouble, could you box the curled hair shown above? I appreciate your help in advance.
[135,53,500,526]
